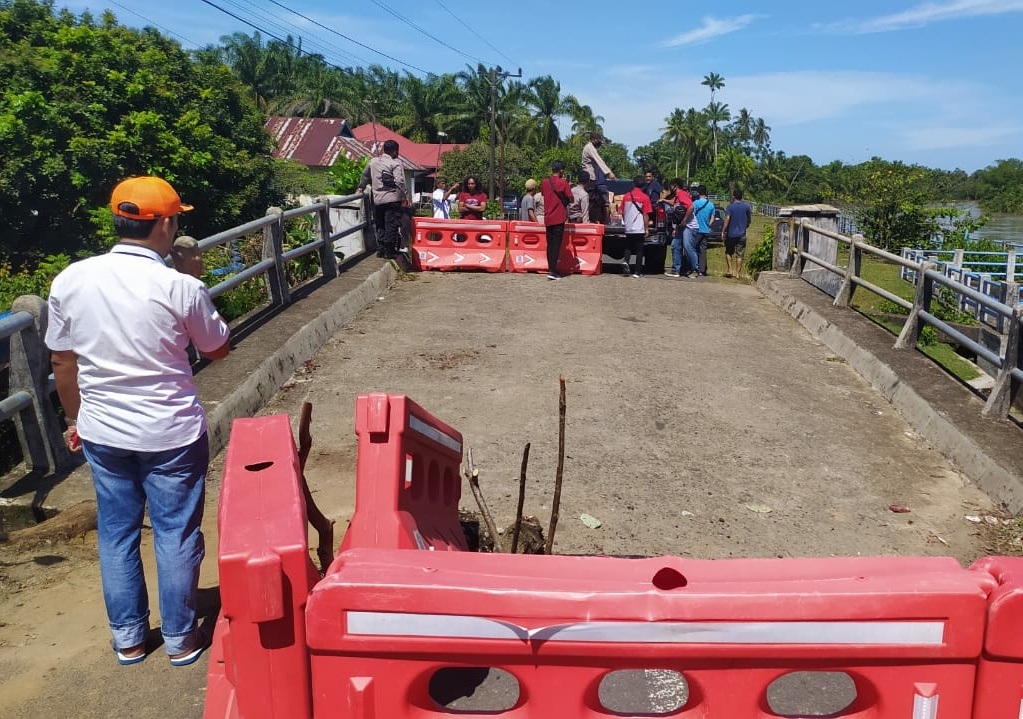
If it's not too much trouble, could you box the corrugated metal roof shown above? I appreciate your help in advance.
[265,117,425,170]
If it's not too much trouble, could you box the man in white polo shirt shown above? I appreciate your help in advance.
[45,176,230,667]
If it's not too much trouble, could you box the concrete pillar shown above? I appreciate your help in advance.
[778,205,842,297]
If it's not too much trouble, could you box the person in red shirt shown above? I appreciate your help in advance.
[456,176,488,220]
[540,160,575,280]
[667,178,693,276]
[619,176,653,277]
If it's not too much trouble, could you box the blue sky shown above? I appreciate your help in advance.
[60,0,1023,173]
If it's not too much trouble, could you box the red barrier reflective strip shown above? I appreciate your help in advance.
[345,611,946,645]
[408,414,461,453]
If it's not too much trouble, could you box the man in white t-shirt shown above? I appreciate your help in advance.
[46,176,230,668]
[431,178,459,219]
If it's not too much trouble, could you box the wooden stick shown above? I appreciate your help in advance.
[465,447,501,552]
[545,376,566,555]
[510,442,530,553]
[298,402,335,574]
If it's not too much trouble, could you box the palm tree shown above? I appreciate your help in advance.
[705,101,731,162]
[701,72,725,103]
[523,75,572,148]
[732,107,753,154]
[565,96,605,144]
[219,32,273,108]
[680,108,710,182]
[752,117,772,160]
[660,107,686,177]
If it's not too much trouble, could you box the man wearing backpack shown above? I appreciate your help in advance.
[682,184,715,277]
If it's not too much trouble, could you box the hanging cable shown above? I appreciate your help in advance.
[106,0,200,49]
[433,0,517,67]
[219,0,369,67]
[256,0,436,75]
[367,0,490,66]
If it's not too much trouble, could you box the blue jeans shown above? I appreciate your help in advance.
[682,227,701,274]
[82,434,208,655]
[670,231,684,273]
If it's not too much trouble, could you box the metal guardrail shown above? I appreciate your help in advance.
[782,218,1022,419]
[2,193,373,474]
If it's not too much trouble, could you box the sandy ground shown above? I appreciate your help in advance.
[0,270,1003,718]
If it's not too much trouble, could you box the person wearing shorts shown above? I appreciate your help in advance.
[722,188,753,278]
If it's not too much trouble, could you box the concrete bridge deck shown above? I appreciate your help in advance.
[2,257,1021,718]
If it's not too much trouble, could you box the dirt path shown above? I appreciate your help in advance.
[0,270,1002,718]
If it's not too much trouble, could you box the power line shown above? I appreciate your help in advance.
[368,0,489,66]
[259,0,435,75]
[218,0,370,67]
[106,0,200,49]
[433,0,517,68]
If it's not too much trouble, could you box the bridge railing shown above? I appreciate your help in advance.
[784,218,1022,419]
[2,193,373,474]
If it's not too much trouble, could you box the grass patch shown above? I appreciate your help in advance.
[869,317,981,383]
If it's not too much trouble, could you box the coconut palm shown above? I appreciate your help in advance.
[752,117,772,159]
[680,108,711,182]
[565,96,605,144]
[523,75,572,148]
[701,72,725,103]
[705,101,731,162]
[732,107,753,154]
[660,107,686,177]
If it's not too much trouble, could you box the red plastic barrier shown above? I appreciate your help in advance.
[204,415,319,719]
[412,217,507,271]
[507,221,603,275]
[340,393,465,552]
[307,549,990,717]
[562,222,604,275]
[970,556,1023,717]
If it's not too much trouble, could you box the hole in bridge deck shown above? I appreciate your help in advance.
[243,461,274,472]
[429,667,519,712]
[599,669,688,715]
[767,671,857,717]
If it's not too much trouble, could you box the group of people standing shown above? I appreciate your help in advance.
[365,133,752,280]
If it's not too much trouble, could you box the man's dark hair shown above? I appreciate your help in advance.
[733,188,744,200]
[382,139,399,155]
[114,215,159,240]
[577,170,589,184]
[632,175,645,188]
[644,169,655,176]
[551,160,565,173]
[589,131,602,141]
[670,178,684,189]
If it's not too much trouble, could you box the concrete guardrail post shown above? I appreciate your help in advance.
[263,206,290,308]
[895,261,936,350]
[773,218,793,272]
[834,233,865,307]
[9,295,71,472]
[982,300,1022,419]
[313,197,340,280]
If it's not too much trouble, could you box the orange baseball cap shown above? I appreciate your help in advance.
[110,176,194,220]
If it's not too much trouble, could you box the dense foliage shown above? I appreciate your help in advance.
[0,0,281,270]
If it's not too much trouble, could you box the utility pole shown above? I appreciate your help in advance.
[486,66,522,200]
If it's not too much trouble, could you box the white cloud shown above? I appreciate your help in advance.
[896,124,1022,151]
[662,15,758,47]
[823,0,1023,34]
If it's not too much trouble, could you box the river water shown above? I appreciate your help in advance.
[958,201,1023,247]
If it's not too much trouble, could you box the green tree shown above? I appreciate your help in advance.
[523,75,571,148]
[974,158,1023,213]
[0,0,280,267]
